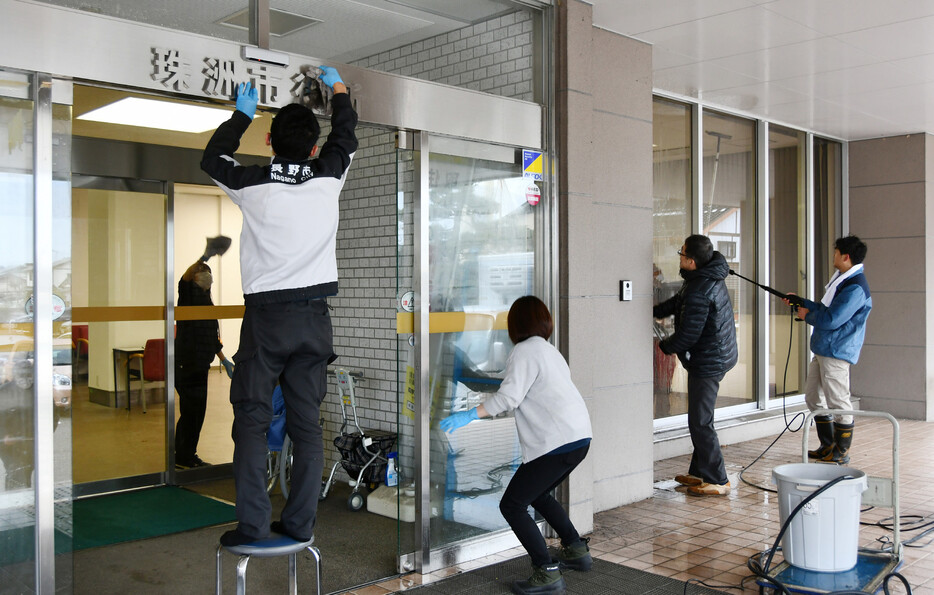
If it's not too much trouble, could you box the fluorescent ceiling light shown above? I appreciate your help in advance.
[77,97,245,133]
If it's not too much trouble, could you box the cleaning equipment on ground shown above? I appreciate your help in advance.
[385,452,398,487]
[319,368,396,511]
[772,463,867,571]
[750,410,907,594]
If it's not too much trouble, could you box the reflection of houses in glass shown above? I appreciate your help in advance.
[705,205,741,321]
[0,259,72,324]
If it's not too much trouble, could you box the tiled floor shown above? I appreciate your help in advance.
[346,416,934,594]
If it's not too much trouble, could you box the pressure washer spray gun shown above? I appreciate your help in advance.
[728,269,807,319]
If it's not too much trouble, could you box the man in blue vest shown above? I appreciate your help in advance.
[784,236,871,465]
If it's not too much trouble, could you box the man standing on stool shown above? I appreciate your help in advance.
[783,236,871,465]
[201,68,358,546]
[654,234,737,496]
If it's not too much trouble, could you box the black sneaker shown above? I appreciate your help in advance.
[176,454,209,469]
[270,521,313,543]
[511,563,566,595]
[554,537,592,571]
[219,529,262,548]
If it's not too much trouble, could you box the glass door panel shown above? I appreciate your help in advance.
[71,183,167,485]
[426,143,536,551]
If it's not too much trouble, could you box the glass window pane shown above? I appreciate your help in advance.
[703,111,756,408]
[652,98,692,418]
[0,81,37,569]
[768,126,807,397]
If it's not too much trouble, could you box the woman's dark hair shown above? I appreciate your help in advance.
[270,103,321,160]
[835,235,868,265]
[683,234,713,268]
[181,261,211,282]
[507,296,553,344]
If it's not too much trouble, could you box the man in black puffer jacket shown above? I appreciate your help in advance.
[653,234,738,496]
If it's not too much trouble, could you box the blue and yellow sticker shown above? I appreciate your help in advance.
[522,149,543,181]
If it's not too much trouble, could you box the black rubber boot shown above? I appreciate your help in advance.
[821,421,853,465]
[554,537,592,571]
[808,415,835,459]
[511,562,566,595]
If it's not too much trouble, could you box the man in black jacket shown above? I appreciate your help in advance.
[653,235,738,496]
[201,68,358,546]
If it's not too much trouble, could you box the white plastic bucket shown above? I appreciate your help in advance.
[772,463,867,572]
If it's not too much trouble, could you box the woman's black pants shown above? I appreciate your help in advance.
[499,444,589,568]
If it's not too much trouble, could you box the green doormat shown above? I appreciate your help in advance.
[0,526,71,566]
[74,485,236,550]
[396,556,724,594]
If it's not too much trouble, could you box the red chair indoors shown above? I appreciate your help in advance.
[72,324,89,356]
[72,324,89,378]
[127,339,165,413]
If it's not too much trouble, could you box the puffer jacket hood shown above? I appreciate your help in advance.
[680,250,730,284]
[653,251,738,378]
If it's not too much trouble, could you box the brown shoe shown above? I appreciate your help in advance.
[687,481,731,496]
[674,474,704,487]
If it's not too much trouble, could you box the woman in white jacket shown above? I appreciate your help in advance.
[440,296,593,595]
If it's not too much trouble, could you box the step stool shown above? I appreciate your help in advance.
[215,533,321,595]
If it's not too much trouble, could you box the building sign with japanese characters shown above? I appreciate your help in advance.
[150,47,349,115]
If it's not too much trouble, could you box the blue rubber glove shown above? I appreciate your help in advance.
[318,66,343,89]
[235,82,259,119]
[439,408,479,433]
[222,359,235,379]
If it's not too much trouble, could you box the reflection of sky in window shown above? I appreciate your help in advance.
[0,173,71,268]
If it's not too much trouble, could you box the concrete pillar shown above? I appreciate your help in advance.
[555,0,655,532]
[849,134,933,421]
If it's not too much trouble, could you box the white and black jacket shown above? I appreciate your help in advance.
[201,94,358,306]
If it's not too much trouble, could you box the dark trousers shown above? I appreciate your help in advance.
[499,445,589,568]
[230,299,333,540]
[174,363,209,461]
[687,373,728,485]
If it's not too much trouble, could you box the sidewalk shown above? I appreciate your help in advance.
[360,416,934,594]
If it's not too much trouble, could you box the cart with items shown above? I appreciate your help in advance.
[319,368,396,511]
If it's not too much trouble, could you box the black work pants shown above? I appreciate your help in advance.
[229,298,333,540]
[499,444,589,568]
[174,362,209,461]
[687,373,728,485]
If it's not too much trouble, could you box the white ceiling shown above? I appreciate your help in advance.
[592,0,934,141]
[36,0,934,141]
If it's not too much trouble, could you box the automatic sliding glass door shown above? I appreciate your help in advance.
[400,134,545,570]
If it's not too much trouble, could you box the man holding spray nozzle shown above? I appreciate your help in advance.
[653,234,737,496]
[782,236,871,465]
